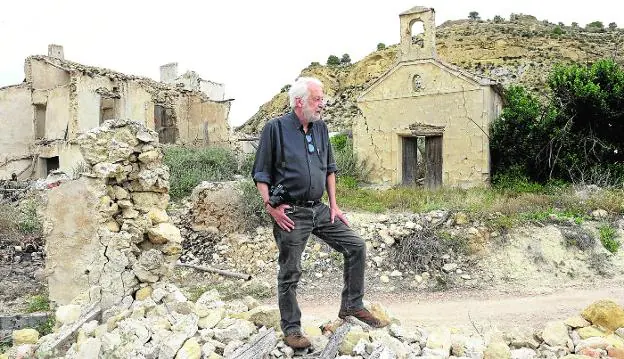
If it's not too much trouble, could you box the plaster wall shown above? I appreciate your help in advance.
[0,85,34,178]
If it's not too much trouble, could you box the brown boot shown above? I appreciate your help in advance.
[338,307,387,328]
[284,332,311,349]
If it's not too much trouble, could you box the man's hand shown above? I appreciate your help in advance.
[267,204,295,232]
[330,205,350,227]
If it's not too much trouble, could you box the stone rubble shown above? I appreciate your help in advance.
[3,290,624,359]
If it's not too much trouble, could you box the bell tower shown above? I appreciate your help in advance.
[399,6,437,61]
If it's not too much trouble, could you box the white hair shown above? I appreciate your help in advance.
[288,76,323,108]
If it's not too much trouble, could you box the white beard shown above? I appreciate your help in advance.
[303,107,321,122]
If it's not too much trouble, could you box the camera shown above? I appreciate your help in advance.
[268,184,290,208]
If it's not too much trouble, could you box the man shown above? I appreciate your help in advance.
[251,76,385,350]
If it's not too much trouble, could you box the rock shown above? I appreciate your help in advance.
[591,209,608,219]
[246,305,281,330]
[427,327,452,353]
[370,330,411,358]
[160,332,189,359]
[135,286,153,301]
[56,304,82,325]
[577,326,606,339]
[339,326,370,355]
[139,150,160,163]
[442,263,458,273]
[608,347,624,359]
[581,300,624,332]
[148,223,182,244]
[198,308,225,329]
[506,327,540,349]
[369,302,393,327]
[565,316,591,329]
[380,275,390,283]
[213,318,257,343]
[606,333,624,348]
[577,347,603,358]
[484,340,511,359]
[148,208,170,224]
[575,336,609,352]
[175,338,201,359]
[455,212,469,225]
[75,337,102,359]
[390,270,402,277]
[195,289,221,307]
[617,327,624,338]
[12,328,39,345]
[542,321,571,347]
[511,348,537,359]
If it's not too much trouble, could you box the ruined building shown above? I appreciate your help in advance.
[355,7,503,188]
[0,45,233,179]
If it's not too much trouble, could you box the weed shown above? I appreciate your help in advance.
[26,294,50,313]
[599,223,620,253]
[18,199,42,234]
[237,180,271,230]
[187,279,273,302]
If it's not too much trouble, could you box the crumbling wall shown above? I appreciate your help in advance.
[0,85,35,179]
[43,119,181,308]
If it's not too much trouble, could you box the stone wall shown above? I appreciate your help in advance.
[43,119,181,308]
[0,85,35,179]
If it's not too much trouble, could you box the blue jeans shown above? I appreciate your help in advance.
[273,202,366,335]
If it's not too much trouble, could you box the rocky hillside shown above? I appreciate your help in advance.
[236,14,624,135]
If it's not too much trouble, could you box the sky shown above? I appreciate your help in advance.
[1,1,623,128]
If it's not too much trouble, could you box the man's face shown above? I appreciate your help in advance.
[301,84,324,122]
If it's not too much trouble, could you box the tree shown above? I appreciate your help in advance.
[571,22,579,28]
[493,15,504,23]
[609,22,618,30]
[586,21,605,32]
[468,11,480,21]
[377,43,386,50]
[552,26,564,35]
[326,55,340,66]
[491,59,624,185]
[340,53,351,64]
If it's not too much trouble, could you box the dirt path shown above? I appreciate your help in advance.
[284,281,624,333]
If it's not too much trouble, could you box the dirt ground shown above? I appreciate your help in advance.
[293,278,624,333]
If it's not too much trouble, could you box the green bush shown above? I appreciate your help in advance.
[490,59,624,186]
[377,43,386,50]
[327,55,340,66]
[599,223,620,253]
[164,146,239,199]
[468,11,480,21]
[552,26,564,35]
[330,134,349,152]
[493,15,504,23]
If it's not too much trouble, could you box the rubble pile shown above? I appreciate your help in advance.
[3,284,624,358]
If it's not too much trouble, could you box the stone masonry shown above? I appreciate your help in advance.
[43,119,181,308]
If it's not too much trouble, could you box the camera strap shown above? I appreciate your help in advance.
[277,119,285,169]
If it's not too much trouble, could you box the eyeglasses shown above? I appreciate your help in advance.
[306,134,316,154]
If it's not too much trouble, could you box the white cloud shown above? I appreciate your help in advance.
[1,0,622,127]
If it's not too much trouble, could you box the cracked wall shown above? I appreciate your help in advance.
[355,61,502,188]
[43,119,181,308]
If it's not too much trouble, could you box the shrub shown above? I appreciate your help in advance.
[327,55,340,66]
[552,26,564,35]
[493,15,504,23]
[331,136,370,183]
[237,179,271,230]
[377,43,386,50]
[280,84,291,93]
[608,22,617,31]
[468,11,480,21]
[164,146,239,199]
[18,199,42,234]
[599,223,620,253]
[341,54,351,64]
